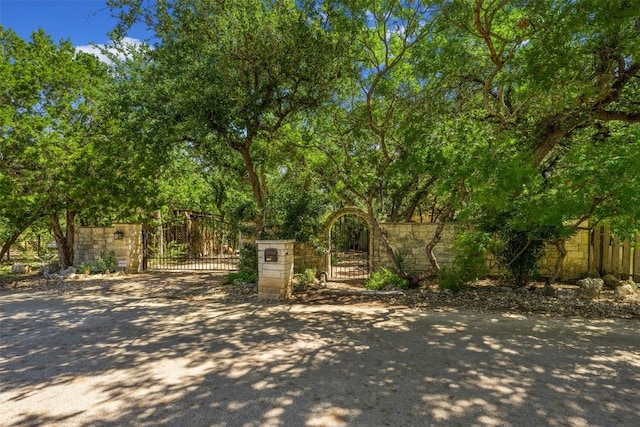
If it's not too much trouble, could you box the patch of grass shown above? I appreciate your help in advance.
[437,267,469,293]
[366,268,409,290]
[78,263,93,274]
[295,268,317,286]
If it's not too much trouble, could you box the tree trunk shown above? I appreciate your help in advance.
[419,209,451,281]
[0,217,41,261]
[547,239,567,284]
[51,210,76,269]
[365,203,416,284]
[238,144,266,236]
[0,232,21,262]
[401,177,436,223]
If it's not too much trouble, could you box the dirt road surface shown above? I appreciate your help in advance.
[2,288,639,426]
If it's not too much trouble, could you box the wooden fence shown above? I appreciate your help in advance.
[590,225,639,281]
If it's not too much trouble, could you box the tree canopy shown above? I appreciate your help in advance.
[2,0,639,280]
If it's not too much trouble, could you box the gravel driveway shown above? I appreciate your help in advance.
[2,290,639,427]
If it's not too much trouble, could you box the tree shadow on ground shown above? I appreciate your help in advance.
[1,292,639,426]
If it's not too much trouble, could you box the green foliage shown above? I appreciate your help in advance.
[35,252,59,273]
[0,28,169,267]
[437,267,468,293]
[222,270,258,286]
[223,242,259,285]
[165,241,189,259]
[493,229,547,288]
[308,236,330,256]
[295,268,317,286]
[437,231,490,292]
[238,243,258,274]
[366,268,409,291]
[78,263,93,274]
[394,250,408,273]
[70,1,640,280]
[109,0,348,235]
[263,175,330,241]
[96,250,117,273]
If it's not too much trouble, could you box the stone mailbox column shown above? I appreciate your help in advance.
[256,240,295,301]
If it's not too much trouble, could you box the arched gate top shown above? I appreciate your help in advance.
[324,207,371,240]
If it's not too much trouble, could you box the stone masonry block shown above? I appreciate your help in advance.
[261,269,283,279]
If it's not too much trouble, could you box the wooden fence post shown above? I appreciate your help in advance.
[622,239,631,280]
[593,225,602,275]
[602,225,611,275]
[634,235,640,282]
[611,236,620,277]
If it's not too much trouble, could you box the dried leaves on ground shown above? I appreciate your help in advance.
[1,272,638,319]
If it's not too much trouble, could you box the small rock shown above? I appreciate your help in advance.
[59,266,77,277]
[577,278,604,299]
[498,287,513,293]
[614,281,637,299]
[541,284,556,297]
[11,264,31,274]
[602,274,620,290]
[586,269,601,278]
[41,263,57,276]
[514,287,529,296]
[557,289,577,300]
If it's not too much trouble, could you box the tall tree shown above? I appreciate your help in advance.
[433,1,640,280]
[108,0,348,235]
[307,0,464,281]
[0,28,161,267]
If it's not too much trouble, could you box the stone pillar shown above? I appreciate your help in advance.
[256,240,295,301]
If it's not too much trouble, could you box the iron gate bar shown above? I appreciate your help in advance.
[143,210,239,271]
[330,215,370,279]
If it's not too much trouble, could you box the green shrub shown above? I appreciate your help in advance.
[366,268,409,290]
[222,270,258,286]
[96,250,117,273]
[78,262,93,274]
[238,242,258,273]
[437,267,469,293]
[223,243,258,285]
[36,252,59,273]
[394,250,407,272]
[494,229,546,287]
[437,231,490,292]
[295,268,317,286]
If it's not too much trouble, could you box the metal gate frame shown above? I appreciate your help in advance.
[143,211,239,271]
[329,214,370,279]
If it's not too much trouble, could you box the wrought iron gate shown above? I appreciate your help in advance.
[143,211,239,271]
[330,215,370,279]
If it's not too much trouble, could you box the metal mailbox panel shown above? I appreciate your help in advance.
[264,248,278,262]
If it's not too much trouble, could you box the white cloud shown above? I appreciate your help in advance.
[76,37,145,64]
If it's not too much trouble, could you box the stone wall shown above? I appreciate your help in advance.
[74,224,143,273]
[372,223,596,280]
[372,223,458,273]
[293,242,325,273]
[303,212,594,281]
[538,229,591,280]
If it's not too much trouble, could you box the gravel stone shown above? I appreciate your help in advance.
[1,273,638,319]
